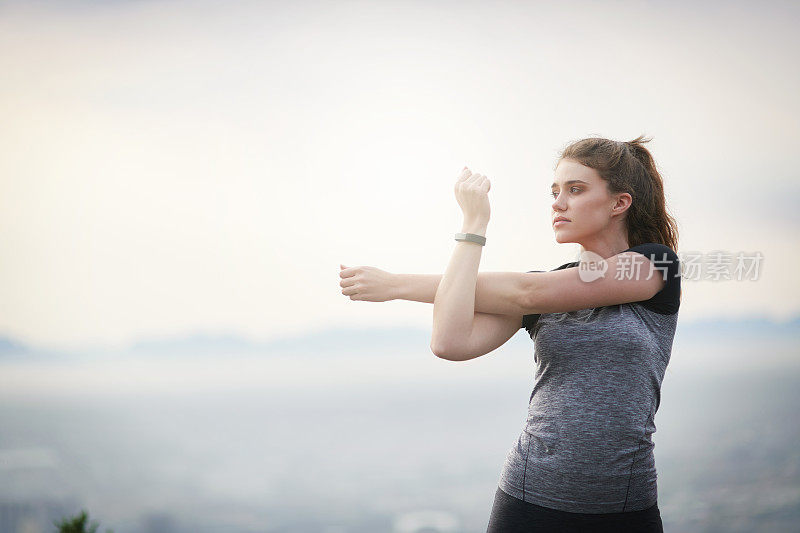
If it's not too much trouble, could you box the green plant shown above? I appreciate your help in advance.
[54,509,113,533]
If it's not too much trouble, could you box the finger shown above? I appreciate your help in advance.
[458,171,480,188]
[340,278,357,288]
[342,286,358,296]
[457,168,471,182]
[340,267,357,278]
[466,172,484,186]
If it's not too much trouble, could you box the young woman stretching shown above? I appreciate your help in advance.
[339,135,680,532]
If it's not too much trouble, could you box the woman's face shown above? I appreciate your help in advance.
[550,158,625,244]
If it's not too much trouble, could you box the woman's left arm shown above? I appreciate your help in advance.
[431,168,529,355]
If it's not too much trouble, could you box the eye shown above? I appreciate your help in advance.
[551,187,581,198]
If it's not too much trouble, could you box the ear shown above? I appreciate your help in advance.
[611,192,632,217]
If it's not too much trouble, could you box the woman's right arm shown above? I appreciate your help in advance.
[392,273,441,303]
[339,266,527,316]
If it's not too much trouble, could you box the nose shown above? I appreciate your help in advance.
[551,191,567,212]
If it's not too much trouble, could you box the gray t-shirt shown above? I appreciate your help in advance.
[497,242,681,513]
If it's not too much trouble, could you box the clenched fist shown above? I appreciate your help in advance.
[339,264,398,302]
[455,166,491,225]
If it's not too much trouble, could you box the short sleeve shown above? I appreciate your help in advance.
[623,242,681,315]
[521,261,579,331]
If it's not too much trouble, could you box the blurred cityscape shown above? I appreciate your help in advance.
[0,318,798,532]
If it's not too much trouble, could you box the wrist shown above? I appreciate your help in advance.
[461,219,489,235]
[388,273,403,300]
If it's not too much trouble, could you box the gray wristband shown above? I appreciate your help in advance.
[454,232,486,246]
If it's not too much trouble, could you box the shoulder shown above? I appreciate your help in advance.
[622,242,681,284]
[621,242,681,314]
[624,243,679,265]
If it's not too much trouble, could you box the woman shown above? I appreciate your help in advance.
[339,135,679,532]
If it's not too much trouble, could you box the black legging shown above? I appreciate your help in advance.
[486,486,664,533]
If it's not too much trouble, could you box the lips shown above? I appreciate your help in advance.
[553,217,571,225]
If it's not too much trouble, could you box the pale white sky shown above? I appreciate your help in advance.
[1,0,798,351]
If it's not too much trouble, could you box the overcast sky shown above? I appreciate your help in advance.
[1,0,798,351]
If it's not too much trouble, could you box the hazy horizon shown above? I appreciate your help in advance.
[1,333,798,532]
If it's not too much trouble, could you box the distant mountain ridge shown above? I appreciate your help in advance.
[126,326,432,356]
[0,337,28,355]
[675,315,800,341]
[0,315,797,359]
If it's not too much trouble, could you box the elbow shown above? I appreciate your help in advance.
[430,327,451,359]
[430,341,449,360]
[430,341,460,361]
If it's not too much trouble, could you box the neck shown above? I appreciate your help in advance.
[578,232,630,260]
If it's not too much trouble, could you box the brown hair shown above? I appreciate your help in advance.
[555,134,679,251]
